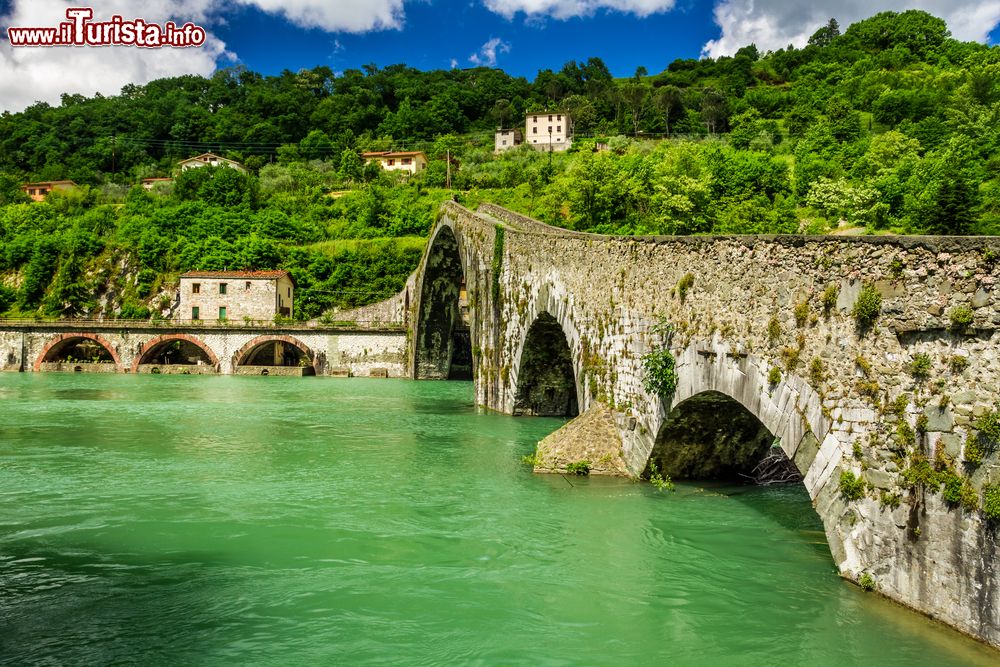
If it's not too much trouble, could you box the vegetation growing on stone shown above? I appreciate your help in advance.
[677,273,695,303]
[858,573,877,592]
[972,409,1000,446]
[983,485,1000,522]
[768,366,782,386]
[855,354,872,377]
[491,225,505,303]
[964,432,984,466]
[855,380,880,403]
[566,460,592,475]
[766,316,782,343]
[852,283,882,330]
[948,305,974,332]
[879,491,902,509]
[809,357,825,386]
[780,345,800,372]
[839,470,866,500]
[908,353,932,381]
[949,355,970,373]
[821,285,839,314]
[642,347,678,398]
[794,301,810,327]
[888,258,904,279]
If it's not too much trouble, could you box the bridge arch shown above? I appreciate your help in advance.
[512,310,580,417]
[34,333,122,371]
[132,334,219,373]
[412,221,473,380]
[233,335,314,372]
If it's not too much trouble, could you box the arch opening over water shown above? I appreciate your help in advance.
[513,312,579,417]
[37,335,118,369]
[414,224,471,380]
[236,337,312,370]
[135,336,216,370]
[648,390,800,485]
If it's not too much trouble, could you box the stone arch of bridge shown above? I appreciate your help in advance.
[643,346,848,570]
[412,221,473,380]
[233,335,313,369]
[132,334,219,373]
[512,310,580,417]
[34,333,122,371]
[508,279,582,417]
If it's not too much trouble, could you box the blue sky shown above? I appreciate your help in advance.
[1,1,999,112]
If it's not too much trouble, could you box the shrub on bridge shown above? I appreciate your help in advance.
[839,470,867,500]
[642,347,678,398]
[852,283,882,330]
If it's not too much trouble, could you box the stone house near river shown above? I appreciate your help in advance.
[178,270,295,322]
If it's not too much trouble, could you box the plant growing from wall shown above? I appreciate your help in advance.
[855,380,880,403]
[948,305,973,332]
[809,357,825,386]
[973,408,1000,446]
[768,366,782,386]
[949,355,969,373]
[766,316,782,343]
[821,284,839,314]
[566,460,591,475]
[964,432,984,466]
[983,485,1000,521]
[858,573,877,592]
[677,273,695,303]
[888,258,904,279]
[642,348,678,398]
[491,224,505,303]
[839,470,866,500]
[852,282,882,330]
[794,300,810,327]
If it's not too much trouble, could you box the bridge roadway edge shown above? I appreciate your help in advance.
[414,201,1000,649]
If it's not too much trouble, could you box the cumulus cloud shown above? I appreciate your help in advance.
[0,0,413,112]
[234,0,406,33]
[483,0,676,20]
[469,37,510,66]
[702,0,1000,58]
[1,1,230,113]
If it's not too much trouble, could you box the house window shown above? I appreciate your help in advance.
[548,126,552,133]
[533,127,537,134]
[192,306,200,320]
[502,140,507,145]
[548,114,552,121]
[245,281,251,290]
[219,283,227,295]
[402,158,411,165]
[288,287,291,297]
[557,126,561,132]
[218,306,227,320]
[192,283,201,294]
[387,159,395,166]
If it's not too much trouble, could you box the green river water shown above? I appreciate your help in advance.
[1,374,997,666]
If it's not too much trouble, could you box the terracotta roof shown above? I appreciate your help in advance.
[21,180,77,187]
[360,151,427,158]
[180,270,295,286]
[177,152,243,165]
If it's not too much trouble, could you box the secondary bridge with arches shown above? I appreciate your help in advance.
[0,323,408,378]
[410,201,1000,647]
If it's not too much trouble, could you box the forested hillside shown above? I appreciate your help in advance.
[1,9,999,319]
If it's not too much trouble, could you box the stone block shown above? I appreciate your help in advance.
[923,406,954,433]
[863,469,895,490]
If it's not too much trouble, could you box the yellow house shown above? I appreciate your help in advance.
[361,151,428,175]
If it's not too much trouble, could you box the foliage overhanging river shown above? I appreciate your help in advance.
[1,374,997,665]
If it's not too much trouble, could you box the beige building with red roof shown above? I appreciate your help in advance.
[361,151,428,175]
[20,180,78,202]
[177,153,246,173]
[178,270,295,322]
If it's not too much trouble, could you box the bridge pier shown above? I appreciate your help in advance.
[411,201,1000,648]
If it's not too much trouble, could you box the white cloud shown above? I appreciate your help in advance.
[702,1,1000,58]
[234,0,406,33]
[1,1,229,113]
[469,37,510,66]
[450,57,459,68]
[0,0,414,113]
[483,0,676,20]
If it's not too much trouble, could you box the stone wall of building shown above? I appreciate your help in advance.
[415,201,1000,648]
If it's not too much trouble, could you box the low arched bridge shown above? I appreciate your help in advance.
[410,201,1000,647]
[0,322,407,377]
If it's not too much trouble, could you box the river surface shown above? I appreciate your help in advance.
[0,374,997,666]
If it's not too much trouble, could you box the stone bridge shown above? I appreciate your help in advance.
[0,321,407,377]
[410,201,1000,647]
